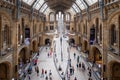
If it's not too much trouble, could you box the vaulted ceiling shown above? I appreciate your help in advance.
[22,0,98,14]
[45,0,74,11]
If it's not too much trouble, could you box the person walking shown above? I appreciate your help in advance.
[72,66,74,74]
[36,66,39,76]
[79,62,81,69]
[76,63,78,68]
[77,56,79,63]
[45,75,48,80]
[47,53,49,57]
[74,53,76,59]
[27,74,31,80]
[74,77,77,80]
[49,70,52,76]
[88,69,91,77]
[45,70,47,75]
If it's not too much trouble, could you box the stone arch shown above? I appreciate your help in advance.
[0,11,12,56]
[92,47,102,63]
[18,47,28,65]
[0,61,11,80]
[108,61,120,80]
[108,10,120,24]
[91,46,102,75]
[0,10,12,23]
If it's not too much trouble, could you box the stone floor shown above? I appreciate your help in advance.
[24,36,94,80]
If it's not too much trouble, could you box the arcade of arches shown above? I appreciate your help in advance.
[0,0,120,80]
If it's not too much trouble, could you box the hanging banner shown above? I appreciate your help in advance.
[90,28,95,45]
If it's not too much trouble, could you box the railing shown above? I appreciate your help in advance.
[0,48,14,57]
[0,50,13,60]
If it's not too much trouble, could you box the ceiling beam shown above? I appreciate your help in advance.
[43,6,48,13]
[38,1,48,11]
[83,0,89,7]
[31,0,37,8]
[72,6,77,13]
[74,1,81,12]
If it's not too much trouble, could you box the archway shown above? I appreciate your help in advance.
[92,47,102,76]
[93,47,102,63]
[69,38,75,46]
[109,61,120,80]
[45,38,50,45]
[18,48,27,67]
[0,62,11,80]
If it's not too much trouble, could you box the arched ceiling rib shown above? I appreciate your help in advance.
[22,0,98,14]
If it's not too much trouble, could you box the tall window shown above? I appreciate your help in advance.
[83,24,85,34]
[33,20,34,36]
[56,14,58,21]
[22,18,25,43]
[50,26,54,30]
[111,24,116,45]
[59,11,61,18]
[96,18,99,43]
[3,25,10,49]
[50,13,54,22]
[66,13,71,21]
[18,24,20,44]
[100,24,102,43]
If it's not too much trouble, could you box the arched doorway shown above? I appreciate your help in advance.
[45,38,50,45]
[69,38,75,46]
[109,62,120,80]
[18,48,27,68]
[0,62,11,80]
[92,47,102,76]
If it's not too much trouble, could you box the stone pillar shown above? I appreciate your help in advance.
[102,20,108,79]
[12,21,18,79]
[0,15,2,56]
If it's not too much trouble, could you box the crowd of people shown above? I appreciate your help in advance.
[19,44,93,80]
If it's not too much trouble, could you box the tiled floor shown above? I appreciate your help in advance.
[25,36,92,80]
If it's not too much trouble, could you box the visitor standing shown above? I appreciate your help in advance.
[41,68,44,77]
